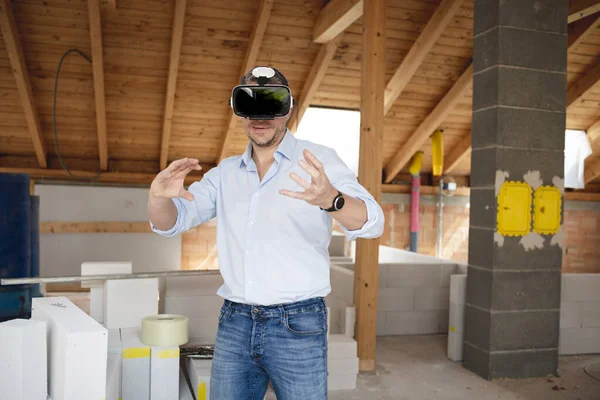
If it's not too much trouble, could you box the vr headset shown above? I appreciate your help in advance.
[230,67,294,120]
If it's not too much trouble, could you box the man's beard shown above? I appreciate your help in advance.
[246,124,286,148]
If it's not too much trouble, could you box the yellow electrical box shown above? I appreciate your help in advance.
[497,181,532,236]
[533,186,562,235]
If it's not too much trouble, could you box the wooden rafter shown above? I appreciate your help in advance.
[87,0,108,171]
[217,0,273,164]
[444,132,471,174]
[0,0,47,168]
[383,0,463,115]
[288,34,342,132]
[108,0,117,8]
[584,118,600,183]
[438,16,598,178]
[569,0,600,23]
[313,0,362,43]
[567,62,600,110]
[384,63,473,183]
[568,13,600,48]
[160,0,187,170]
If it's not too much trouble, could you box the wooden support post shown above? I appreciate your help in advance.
[354,0,384,373]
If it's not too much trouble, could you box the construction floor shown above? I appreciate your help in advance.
[320,335,600,400]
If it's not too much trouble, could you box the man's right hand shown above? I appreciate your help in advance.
[150,158,202,201]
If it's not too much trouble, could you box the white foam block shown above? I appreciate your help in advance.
[0,319,47,400]
[32,297,107,400]
[328,334,357,360]
[328,373,357,391]
[121,328,151,399]
[106,354,121,400]
[90,286,104,323]
[81,261,132,289]
[447,330,463,361]
[105,278,159,329]
[450,274,467,305]
[187,359,212,400]
[150,346,180,400]
[448,302,465,334]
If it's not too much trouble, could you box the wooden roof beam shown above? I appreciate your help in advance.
[160,0,187,170]
[444,132,472,174]
[384,63,473,183]
[313,0,362,43]
[0,0,47,168]
[569,0,600,23]
[217,0,274,164]
[568,13,600,48]
[567,62,600,110]
[108,0,117,8]
[288,34,342,132]
[87,0,108,171]
[383,0,463,115]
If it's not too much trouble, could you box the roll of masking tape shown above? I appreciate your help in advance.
[142,314,189,347]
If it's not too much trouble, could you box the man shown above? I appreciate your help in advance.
[148,66,384,399]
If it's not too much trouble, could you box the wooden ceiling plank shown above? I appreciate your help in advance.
[584,157,600,183]
[444,131,471,174]
[383,0,463,115]
[217,0,274,164]
[159,0,187,170]
[383,63,473,183]
[0,0,47,168]
[287,34,342,132]
[567,62,600,110]
[569,0,600,23]
[87,0,108,170]
[568,13,600,48]
[313,0,362,43]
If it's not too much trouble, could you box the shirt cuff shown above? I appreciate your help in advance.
[340,195,383,241]
[149,198,182,237]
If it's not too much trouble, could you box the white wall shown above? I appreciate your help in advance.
[35,184,182,311]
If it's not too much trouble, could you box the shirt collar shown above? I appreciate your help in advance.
[239,129,296,168]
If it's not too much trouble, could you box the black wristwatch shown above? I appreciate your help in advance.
[320,190,345,212]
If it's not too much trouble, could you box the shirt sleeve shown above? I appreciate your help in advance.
[323,148,385,241]
[150,165,219,237]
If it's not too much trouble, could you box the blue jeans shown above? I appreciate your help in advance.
[210,297,328,399]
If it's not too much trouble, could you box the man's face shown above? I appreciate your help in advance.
[239,83,292,148]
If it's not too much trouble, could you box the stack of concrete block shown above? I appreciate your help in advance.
[106,329,122,400]
[32,296,107,400]
[326,265,355,334]
[150,346,180,399]
[121,327,151,399]
[0,319,47,399]
[377,263,456,336]
[328,334,359,390]
[186,358,212,399]
[447,274,467,361]
[560,273,600,355]
[165,275,224,343]
[179,366,195,400]
[81,261,133,324]
[104,277,159,329]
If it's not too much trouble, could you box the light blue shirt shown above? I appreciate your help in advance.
[151,130,384,306]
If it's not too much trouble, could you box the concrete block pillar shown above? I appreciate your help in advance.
[466,0,568,380]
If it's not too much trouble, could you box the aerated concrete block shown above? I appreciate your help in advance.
[384,310,449,335]
[32,297,107,400]
[583,301,600,328]
[450,274,467,304]
[328,374,357,391]
[329,234,346,257]
[90,286,104,323]
[449,302,466,334]
[562,274,600,302]
[378,288,414,312]
[104,278,158,329]
[187,359,212,400]
[165,275,224,297]
[328,357,359,375]
[328,334,357,360]
[415,287,450,311]
[106,354,121,400]
[559,328,600,355]
[447,330,464,362]
[150,346,180,400]
[0,319,47,400]
[81,261,132,289]
[560,302,583,329]
[165,295,223,318]
[342,306,356,337]
[121,328,151,400]
[188,317,219,343]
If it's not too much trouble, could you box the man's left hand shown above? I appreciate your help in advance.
[280,149,338,209]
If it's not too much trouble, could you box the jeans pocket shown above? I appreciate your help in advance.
[285,310,325,335]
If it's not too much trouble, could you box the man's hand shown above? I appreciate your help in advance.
[280,149,337,209]
[150,158,202,201]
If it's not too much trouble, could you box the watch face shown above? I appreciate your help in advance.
[335,195,345,210]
